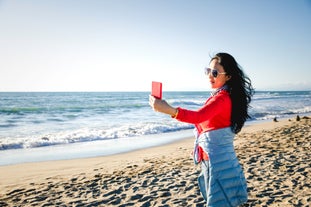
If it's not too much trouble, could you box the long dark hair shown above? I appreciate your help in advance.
[211,53,254,134]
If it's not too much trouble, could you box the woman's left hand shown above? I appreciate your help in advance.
[149,95,177,116]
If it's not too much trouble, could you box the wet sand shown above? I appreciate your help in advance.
[0,116,310,206]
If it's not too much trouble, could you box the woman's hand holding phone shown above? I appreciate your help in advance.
[149,82,178,117]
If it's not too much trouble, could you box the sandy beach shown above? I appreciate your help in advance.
[0,116,310,207]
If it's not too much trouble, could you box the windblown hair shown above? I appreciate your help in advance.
[211,53,254,134]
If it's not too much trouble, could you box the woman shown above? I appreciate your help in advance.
[149,52,254,206]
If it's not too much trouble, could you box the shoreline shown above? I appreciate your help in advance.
[1,116,310,206]
[0,129,194,166]
[2,114,308,167]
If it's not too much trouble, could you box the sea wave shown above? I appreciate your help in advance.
[249,106,311,120]
[0,122,193,150]
[0,107,45,114]
[170,100,203,107]
[252,91,311,101]
[0,104,147,115]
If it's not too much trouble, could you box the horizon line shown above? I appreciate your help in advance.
[0,89,310,93]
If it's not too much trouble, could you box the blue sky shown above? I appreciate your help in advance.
[1,0,311,91]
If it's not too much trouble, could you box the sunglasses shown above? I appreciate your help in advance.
[204,68,226,78]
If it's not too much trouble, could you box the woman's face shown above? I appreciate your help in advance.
[207,59,231,89]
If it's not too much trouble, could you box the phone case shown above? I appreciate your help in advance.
[152,81,162,99]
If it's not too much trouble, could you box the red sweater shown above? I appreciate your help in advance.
[175,90,231,135]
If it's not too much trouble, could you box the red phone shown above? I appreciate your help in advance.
[151,81,162,99]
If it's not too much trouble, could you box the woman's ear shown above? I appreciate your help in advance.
[225,75,232,81]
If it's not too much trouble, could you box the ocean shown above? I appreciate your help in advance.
[0,91,310,165]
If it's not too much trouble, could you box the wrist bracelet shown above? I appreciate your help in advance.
[171,108,179,118]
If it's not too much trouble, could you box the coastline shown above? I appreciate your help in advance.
[0,116,310,206]
[0,129,194,166]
